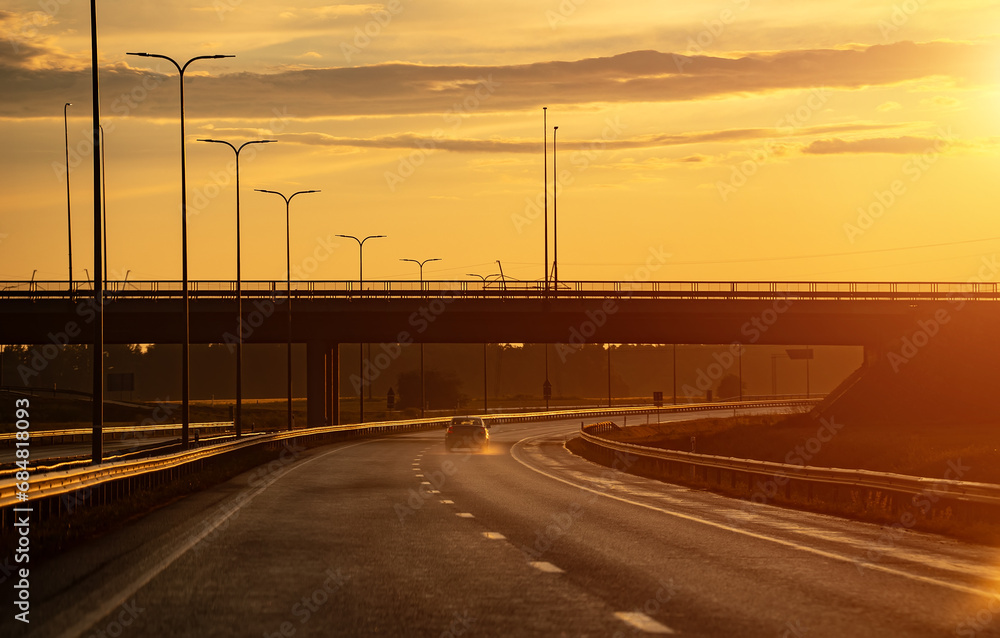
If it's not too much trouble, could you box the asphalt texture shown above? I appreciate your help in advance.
[10,411,1000,637]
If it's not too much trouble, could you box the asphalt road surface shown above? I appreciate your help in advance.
[16,411,1000,637]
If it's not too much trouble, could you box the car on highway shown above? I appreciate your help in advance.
[444,416,490,452]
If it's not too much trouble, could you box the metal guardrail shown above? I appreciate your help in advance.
[0,401,816,511]
[4,279,1000,301]
[0,417,453,511]
[0,422,236,446]
[579,423,1000,506]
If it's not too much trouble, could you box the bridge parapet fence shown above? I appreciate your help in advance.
[3,280,1000,301]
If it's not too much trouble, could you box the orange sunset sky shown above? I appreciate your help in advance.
[1,1,999,284]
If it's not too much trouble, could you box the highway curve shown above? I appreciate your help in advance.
[19,411,1000,637]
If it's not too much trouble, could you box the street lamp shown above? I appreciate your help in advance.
[400,257,441,295]
[201,138,276,438]
[543,106,548,293]
[256,189,321,431]
[468,272,499,415]
[125,51,234,449]
[552,125,559,290]
[64,102,73,293]
[337,234,386,423]
[401,258,441,418]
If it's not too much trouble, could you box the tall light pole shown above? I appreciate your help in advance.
[552,126,559,290]
[64,102,73,293]
[126,51,234,449]
[543,106,548,292]
[401,258,441,418]
[88,0,102,464]
[468,272,499,415]
[99,124,107,288]
[201,139,276,438]
[337,234,385,422]
[257,189,321,431]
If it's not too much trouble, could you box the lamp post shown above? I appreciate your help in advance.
[126,51,234,449]
[337,234,385,422]
[543,106,548,292]
[64,102,73,294]
[257,189,321,431]
[89,0,103,464]
[201,139,276,438]
[468,272,499,415]
[552,126,559,290]
[99,124,107,288]
[401,258,441,418]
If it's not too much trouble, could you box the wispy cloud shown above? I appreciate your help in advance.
[0,40,995,120]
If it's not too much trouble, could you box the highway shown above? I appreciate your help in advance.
[22,412,1000,637]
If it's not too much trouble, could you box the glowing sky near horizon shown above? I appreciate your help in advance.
[1,1,999,284]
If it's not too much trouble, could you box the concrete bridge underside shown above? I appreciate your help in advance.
[2,297,990,427]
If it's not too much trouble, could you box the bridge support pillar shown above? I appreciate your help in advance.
[307,341,332,427]
[329,343,339,426]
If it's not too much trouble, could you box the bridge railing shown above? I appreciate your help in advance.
[3,280,1000,301]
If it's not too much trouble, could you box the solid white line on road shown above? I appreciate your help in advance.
[529,561,564,574]
[614,612,676,634]
[482,532,506,540]
[456,512,475,518]
[510,435,1000,600]
[58,439,376,638]
[440,499,454,504]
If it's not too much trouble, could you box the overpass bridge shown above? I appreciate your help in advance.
[3,278,998,426]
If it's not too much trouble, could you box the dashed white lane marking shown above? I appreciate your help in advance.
[429,490,440,494]
[529,561,564,574]
[415,473,424,477]
[440,500,454,504]
[421,481,431,485]
[456,512,475,518]
[614,612,676,634]
[482,532,506,540]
